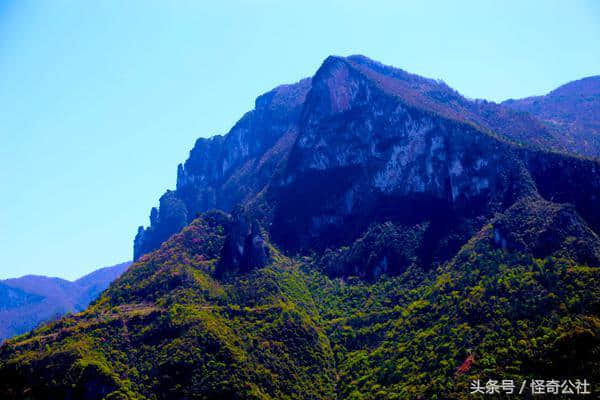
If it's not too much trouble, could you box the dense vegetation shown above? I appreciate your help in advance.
[2,206,599,399]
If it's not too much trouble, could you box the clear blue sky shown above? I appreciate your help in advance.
[1,0,599,280]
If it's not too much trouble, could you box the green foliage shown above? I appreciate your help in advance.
[1,214,599,399]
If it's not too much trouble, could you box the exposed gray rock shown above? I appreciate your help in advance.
[133,55,600,278]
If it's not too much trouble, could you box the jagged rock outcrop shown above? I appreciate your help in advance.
[134,55,600,279]
[134,78,311,259]
[217,210,270,278]
[134,191,188,259]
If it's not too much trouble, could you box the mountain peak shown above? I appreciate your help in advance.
[134,55,600,263]
[345,54,439,85]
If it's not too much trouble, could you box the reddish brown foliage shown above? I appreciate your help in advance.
[456,354,475,375]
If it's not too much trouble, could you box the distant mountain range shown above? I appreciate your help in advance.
[0,262,130,341]
[503,75,600,158]
[2,56,599,399]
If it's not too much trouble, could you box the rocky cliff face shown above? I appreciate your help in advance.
[269,56,533,255]
[133,79,311,259]
[134,56,600,279]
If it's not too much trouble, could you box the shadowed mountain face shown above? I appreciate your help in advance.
[503,76,600,158]
[0,262,130,341]
[2,56,600,399]
[135,55,600,265]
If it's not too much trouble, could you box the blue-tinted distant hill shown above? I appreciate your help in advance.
[0,262,130,341]
[503,76,600,158]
